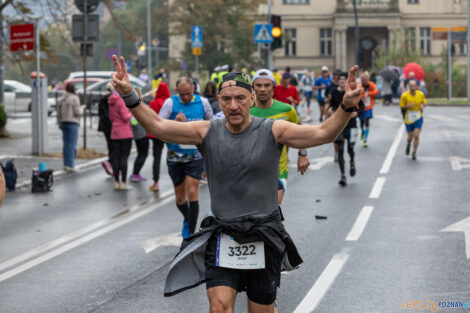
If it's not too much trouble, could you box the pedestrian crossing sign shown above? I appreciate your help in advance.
[254,24,273,43]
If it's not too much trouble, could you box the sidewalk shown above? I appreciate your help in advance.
[0,115,109,187]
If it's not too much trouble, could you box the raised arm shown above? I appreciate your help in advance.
[111,55,209,145]
[273,66,362,149]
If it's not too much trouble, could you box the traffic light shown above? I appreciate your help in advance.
[271,15,282,50]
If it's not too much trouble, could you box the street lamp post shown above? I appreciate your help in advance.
[353,0,360,66]
[467,0,470,100]
[147,0,152,85]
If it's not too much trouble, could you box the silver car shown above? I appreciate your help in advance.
[3,80,55,115]
[3,80,31,113]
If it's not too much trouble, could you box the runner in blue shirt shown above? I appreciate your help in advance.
[314,66,332,122]
[159,77,214,238]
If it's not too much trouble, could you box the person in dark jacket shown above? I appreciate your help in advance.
[202,81,221,114]
[98,83,113,176]
[328,72,365,186]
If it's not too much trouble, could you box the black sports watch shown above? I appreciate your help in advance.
[126,98,141,109]
[298,150,307,157]
[341,102,358,113]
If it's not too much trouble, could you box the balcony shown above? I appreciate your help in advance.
[336,0,399,13]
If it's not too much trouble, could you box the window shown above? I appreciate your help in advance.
[405,27,416,53]
[320,28,332,56]
[4,84,15,92]
[285,29,297,56]
[460,43,467,56]
[407,0,419,3]
[419,27,431,55]
[283,0,309,4]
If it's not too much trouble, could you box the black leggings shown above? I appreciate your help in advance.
[111,138,132,182]
[337,135,356,175]
[133,137,149,175]
[360,118,370,129]
[104,130,113,162]
[151,138,164,182]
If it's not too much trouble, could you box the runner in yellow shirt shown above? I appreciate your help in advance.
[400,80,426,160]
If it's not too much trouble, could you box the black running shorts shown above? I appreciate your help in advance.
[205,233,283,305]
[167,159,204,187]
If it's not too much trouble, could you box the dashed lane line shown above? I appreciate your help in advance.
[379,124,405,175]
[345,206,374,241]
[292,250,350,313]
[369,177,386,199]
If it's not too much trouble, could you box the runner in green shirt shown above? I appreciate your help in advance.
[251,69,310,205]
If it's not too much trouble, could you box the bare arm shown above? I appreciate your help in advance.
[111,55,209,145]
[273,66,362,149]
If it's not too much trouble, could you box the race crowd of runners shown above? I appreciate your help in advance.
[103,54,427,313]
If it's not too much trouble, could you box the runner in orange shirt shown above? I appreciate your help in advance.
[359,71,379,147]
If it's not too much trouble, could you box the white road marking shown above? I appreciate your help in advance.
[345,206,374,241]
[289,156,333,171]
[417,156,446,162]
[141,232,182,253]
[379,124,405,174]
[369,177,386,199]
[429,114,461,123]
[293,250,349,313]
[375,114,402,122]
[0,192,174,282]
[449,156,470,171]
[440,217,470,258]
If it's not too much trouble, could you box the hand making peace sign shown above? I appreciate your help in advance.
[111,55,133,95]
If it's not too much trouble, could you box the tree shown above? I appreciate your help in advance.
[100,0,169,76]
[170,0,263,74]
[373,30,421,71]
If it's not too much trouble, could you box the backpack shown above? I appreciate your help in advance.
[31,169,53,193]
[0,160,17,191]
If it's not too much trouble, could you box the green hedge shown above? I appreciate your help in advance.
[0,103,6,128]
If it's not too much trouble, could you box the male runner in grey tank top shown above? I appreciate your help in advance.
[111,55,363,313]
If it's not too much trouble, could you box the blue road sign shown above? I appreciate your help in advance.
[254,24,273,44]
[125,61,131,73]
[191,26,203,48]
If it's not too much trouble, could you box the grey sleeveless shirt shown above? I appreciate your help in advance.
[200,116,282,220]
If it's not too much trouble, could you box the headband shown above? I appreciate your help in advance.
[218,72,252,93]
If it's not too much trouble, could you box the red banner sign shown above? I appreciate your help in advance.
[10,23,34,52]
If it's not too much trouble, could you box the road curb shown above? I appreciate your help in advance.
[16,156,108,189]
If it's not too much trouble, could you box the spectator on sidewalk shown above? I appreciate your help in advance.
[98,83,114,176]
[57,83,83,173]
[0,167,4,206]
[108,84,133,191]
[147,82,170,191]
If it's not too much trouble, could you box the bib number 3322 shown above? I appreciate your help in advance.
[216,233,265,269]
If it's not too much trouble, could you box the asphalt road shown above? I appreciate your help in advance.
[1,104,469,313]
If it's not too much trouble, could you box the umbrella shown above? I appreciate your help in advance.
[388,65,402,75]
[403,63,424,81]
[379,68,399,82]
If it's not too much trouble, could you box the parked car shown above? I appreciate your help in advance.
[77,77,149,113]
[66,71,145,85]
[3,80,55,115]
[63,77,103,91]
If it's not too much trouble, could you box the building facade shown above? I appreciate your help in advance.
[271,0,468,71]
